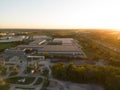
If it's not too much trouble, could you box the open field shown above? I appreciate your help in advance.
[0,40,30,52]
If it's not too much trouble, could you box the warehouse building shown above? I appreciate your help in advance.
[16,38,86,57]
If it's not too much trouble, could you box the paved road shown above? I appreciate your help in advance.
[49,78,69,90]
[49,79,104,90]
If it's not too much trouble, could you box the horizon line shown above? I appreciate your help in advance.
[0,28,119,31]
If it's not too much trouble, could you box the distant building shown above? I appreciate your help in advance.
[0,36,26,42]
[0,33,7,36]
[8,33,15,36]
[33,36,51,40]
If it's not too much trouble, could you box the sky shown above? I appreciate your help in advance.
[0,0,120,30]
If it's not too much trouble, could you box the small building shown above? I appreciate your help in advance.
[27,56,45,61]
[4,48,25,56]
[27,55,45,65]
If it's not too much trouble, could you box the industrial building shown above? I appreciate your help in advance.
[15,37,86,57]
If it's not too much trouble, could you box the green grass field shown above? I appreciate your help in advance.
[0,40,30,52]
[0,42,17,52]
[6,77,35,85]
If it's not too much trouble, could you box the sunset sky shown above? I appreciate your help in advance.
[0,0,120,29]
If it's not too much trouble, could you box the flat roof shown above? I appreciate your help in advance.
[17,45,43,48]
[53,38,74,44]
[53,38,73,40]
[17,38,82,52]
[40,45,81,52]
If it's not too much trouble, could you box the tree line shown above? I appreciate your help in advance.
[52,63,120,90]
